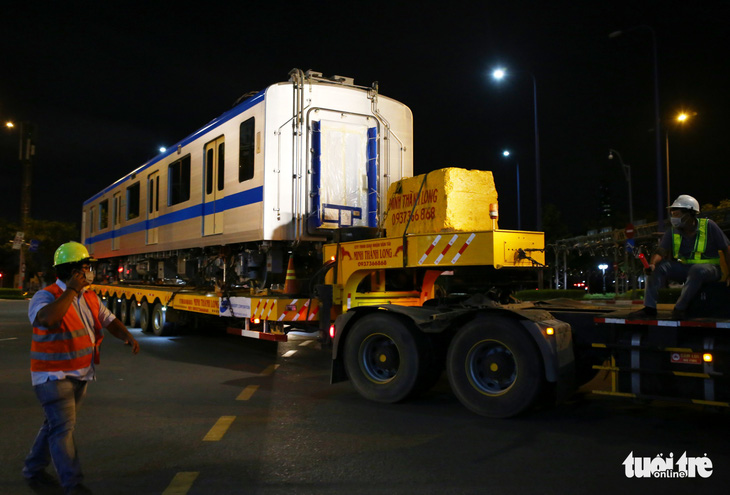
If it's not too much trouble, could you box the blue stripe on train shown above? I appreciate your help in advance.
[85,186,263,245]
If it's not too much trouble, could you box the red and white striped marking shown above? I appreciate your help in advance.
[450,233,476,264]
[307,305,320,321]
[596,317,730,329]
[278,299,299,321]
[434,234,459,264]
[418,235,442,265]
[226,327,287,341]
[293,300,310,321]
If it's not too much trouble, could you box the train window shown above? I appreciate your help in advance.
[217,142,225,191]
[239,117,255,182]
[127,182,140,220]
[168,155,191,206]
[206,148,214,195]
[89,208,95,234]
[99,200,109,230]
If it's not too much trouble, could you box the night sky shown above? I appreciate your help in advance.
[1,1,728,236]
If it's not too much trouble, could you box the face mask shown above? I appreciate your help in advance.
[670,217,682,227]
[85,270,95,284]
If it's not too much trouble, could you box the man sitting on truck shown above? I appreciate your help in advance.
[630,194,730,320]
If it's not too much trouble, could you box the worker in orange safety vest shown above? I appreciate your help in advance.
[23,241,139,495]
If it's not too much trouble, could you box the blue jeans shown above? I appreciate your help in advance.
[24,378,87,490]
[644,260,723,311]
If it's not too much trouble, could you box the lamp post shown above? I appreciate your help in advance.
[4,120,36,290]
[665,111,695,204]
[598,263,609,294]
[609,25,663,229]
[608,149,634,225]
[491,68,541,231]
[501,150,521,230]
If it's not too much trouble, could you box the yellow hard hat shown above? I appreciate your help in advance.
[53,241,95,266]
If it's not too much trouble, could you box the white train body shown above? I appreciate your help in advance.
[82,70,413,281]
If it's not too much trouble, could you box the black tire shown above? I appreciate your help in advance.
[128,298,141,329]
[447,316,544,418]
[118,296,128,325]
[344,312,424,403]
[139,301,151,333]
[151,302,174,336]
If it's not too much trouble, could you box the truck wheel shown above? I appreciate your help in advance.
[119,296,129,325]
[344,312,424,403]
[151,302,174,336]
[447,316,543,418]
[139,301,151,333]
[128,298,140,329]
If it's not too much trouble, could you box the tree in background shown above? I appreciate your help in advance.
[0,218,79,289]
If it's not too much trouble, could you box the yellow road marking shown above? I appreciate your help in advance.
[236,385,259,401]
[282,350,297,357]
[298,339,314,347]
[203,416,236,441]
[162,471,199,495]
[261,364,280,376]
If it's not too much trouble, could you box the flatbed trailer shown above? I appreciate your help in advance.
[90,283,323,342]
[91,240,730,418]
[591,310,730,407]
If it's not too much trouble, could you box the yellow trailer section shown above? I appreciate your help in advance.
[323,229,544,310]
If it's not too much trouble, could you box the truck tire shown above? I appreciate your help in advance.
[344,312,424,403]
[119,296,129,325]
[447,316,544,418]
[128,298,140,329]
[151,302,174,336]
[139,301,151,333]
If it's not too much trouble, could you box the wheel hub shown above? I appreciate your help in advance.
[360,334,400,383]
[467,340,517,395]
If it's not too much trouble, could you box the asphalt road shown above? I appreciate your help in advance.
[1,298,729,495]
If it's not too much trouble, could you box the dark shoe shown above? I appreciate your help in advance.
[24,470,60,487]
[671,309,687,321]
[627,307,657,319]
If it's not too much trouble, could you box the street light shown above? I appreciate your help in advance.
[598,263,609,294]
[609,25,663,229]
[665,111,695,204]
[491,67,541,231]
[608,149,634,225]
[3,120,36,290]
[501,150,521,230]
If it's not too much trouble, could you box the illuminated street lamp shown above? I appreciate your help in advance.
[665,111,695,204]
[3,120,36,290]
[598,263,609,294]
[491,67,542,230]
[501,150,521,230]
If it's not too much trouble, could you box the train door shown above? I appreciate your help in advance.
[147,171,160,245]
[203,136,225,236]
[309,116,377,230]
[111,192,122,250]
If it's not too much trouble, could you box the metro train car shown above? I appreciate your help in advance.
[82,69,414,287]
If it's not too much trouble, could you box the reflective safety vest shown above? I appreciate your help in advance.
[672,218,721,265]
[31,283,104,372]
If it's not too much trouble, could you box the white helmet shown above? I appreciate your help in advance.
[668,194,700,214]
